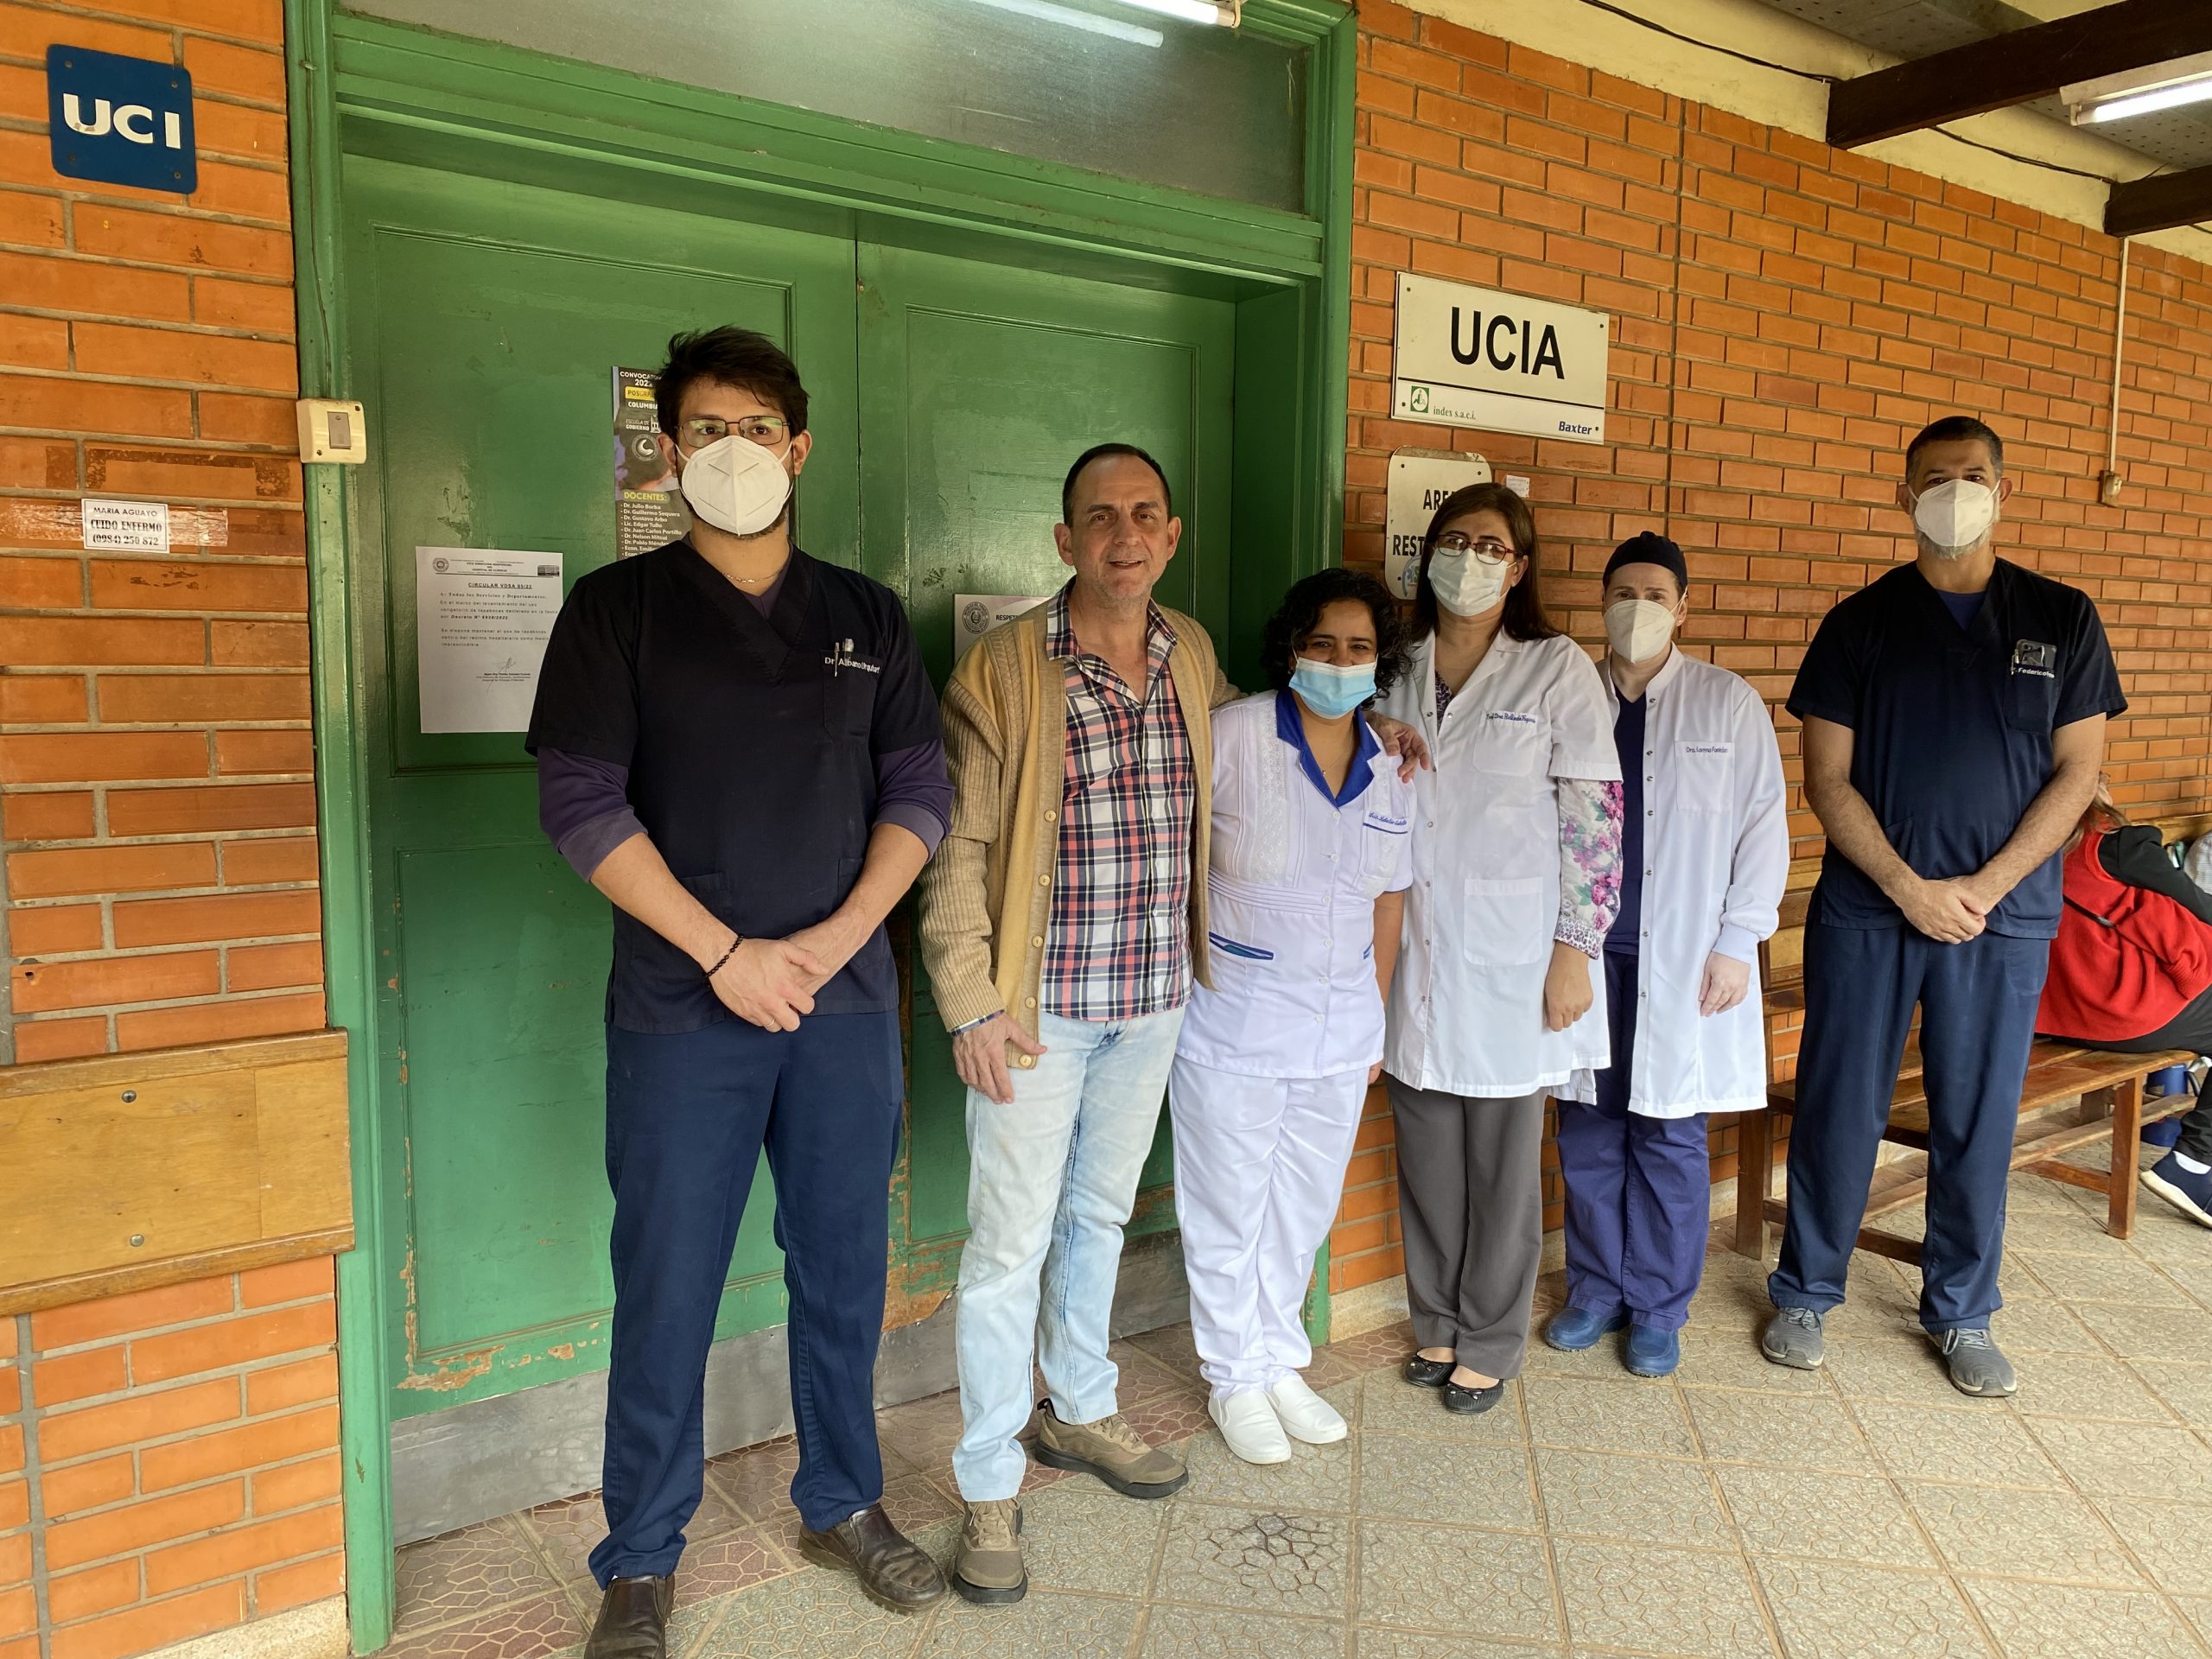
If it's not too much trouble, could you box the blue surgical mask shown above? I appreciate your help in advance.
[1289,656,1376,720]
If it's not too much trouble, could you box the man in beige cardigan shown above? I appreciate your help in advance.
[920,444,1225,1602]
[921,445,1421,1602]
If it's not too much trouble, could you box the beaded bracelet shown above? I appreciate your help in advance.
[706,935,744,977]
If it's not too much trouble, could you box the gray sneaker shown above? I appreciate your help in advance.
[1935,1327,2017,1397]
[1761,1306,1826,1370]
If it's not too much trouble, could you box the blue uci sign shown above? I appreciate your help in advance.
[47,45,197,195]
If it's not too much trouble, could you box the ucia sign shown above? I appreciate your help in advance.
[46,46,197,195]
[1392,272,1609,446]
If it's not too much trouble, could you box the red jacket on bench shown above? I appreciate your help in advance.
[2037,824,2212,1044]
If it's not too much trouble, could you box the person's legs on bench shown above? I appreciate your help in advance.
[2118,985,2212,1225]
[1765,921,1922,1368]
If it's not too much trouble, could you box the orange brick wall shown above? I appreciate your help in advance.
[1,0,319,1068]
[2,1263,343,1659]
[1328,1,2212,1296]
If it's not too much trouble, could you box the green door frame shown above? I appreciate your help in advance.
[283,3,1354,1648]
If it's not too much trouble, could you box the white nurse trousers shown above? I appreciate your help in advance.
[1167,1057,1368,1402]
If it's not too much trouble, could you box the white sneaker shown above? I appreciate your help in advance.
[1266,1374,1348,1445]
[1209,1390,1293,1465]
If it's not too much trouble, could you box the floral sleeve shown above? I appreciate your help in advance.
[1555,777,1624,957]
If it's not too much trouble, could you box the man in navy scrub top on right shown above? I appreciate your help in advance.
[1763,415,2125,1399]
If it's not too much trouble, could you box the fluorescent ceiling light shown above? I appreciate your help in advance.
[2063,50,2212,125]
[1114,0,1240,25]
[963,0,1163,46]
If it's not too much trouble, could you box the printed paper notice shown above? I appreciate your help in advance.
[81,498,169,551]
[954,594,1048,661]
[416,548,563,734]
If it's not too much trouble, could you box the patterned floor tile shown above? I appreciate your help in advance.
[1006,1483,1169,1598]
[677,1527,800,1601]
[1354,1519,1557,1642]
[684,1567,922,1659]
[378,1592,587,1659]
[1551,1537,1774,1657]
[2001,1205,2135,1256]
[1136,1605,1347,1658]
[1150,1503,1347,1618]
[2093,1495,2212,1595]
[1180,1418,1354,1514]
[1317,1319,1415,1376]
[1356,1373,1525,1441]
[2007,1352,2177,1423]
[1535,1446,1730,1546]
[874,1393,970,1477]
[2010,1249,2196,1307]
[1901,1481,2143,1586]
[1522,1374,1698,1458]
[1120,1393,1213,1447]
[2070,1300,2212,1363]
[1822,1330,1976,1407]
[1960,1576,2205,1659]
[1986,1300,2107,1356]
[1355,1433,1536,1531]
[1752,1558,1990,1659]
[909,1590,1141,1659]
[2025,1417,2212,1499]
[1672,1320,1833,1395]
[1353,1636,1562,1659]
[2129,1359,2212,1423]
[514,1494,608,1587]
[395,1516,568,1634]
[1851,1401,2065,1490]
[710,1437,802,1525]
[1127,1323,1204,1379]
[1687,1386,1878,1472]
[1714,1465,1936,1568]
[1111,1338,1194,1403]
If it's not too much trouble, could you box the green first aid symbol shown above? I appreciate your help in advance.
[1408,385,1430,414]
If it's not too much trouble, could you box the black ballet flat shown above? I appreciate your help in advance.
[1402,1355,1452,1389]
[1441,1379,1504,1414]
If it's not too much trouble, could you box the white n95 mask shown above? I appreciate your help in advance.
[1605,597,1675,664]
[1910,479,1997,553]
[678,434,792,537]
[1429,556,1509,618]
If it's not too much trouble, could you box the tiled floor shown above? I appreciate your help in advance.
[378,1154,2212,1658]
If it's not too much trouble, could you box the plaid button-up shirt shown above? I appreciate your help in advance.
[1041,584,1198,1022]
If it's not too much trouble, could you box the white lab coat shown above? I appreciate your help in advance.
[1380,630,1621,1098]
[1176,692,1415,1077]
[1562,648,1789,1118]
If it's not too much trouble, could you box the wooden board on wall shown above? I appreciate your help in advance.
[0,1030,351,1314]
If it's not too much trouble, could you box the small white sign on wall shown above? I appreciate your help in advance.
[1392,272,1610,446]
[954,594,1049,661]
[80,497,168,551]
[1383,449,1491,601]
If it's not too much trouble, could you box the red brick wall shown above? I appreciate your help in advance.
[1,8,345,1656]
[1329,0,2212,1295]
[3,1264,343,1659]
[1,0,318,1067]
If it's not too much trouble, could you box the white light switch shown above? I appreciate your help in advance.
[296,398,368,465]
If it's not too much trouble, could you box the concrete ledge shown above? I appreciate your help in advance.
[134,1598,348,1659]
[391,1231,1190,1545]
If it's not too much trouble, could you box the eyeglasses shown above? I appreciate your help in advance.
[678,415,789,448]
[1430,534,1516,566]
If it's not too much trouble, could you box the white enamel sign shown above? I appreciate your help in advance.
[1383,449,1491,601]
[1391,272,1610,446]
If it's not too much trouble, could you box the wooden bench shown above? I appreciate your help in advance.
[1732,814,2210,1262]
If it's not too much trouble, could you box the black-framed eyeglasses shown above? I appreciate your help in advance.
[1430,533,1516,566]
[678,415,789,448]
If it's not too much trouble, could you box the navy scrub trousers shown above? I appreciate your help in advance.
[588,1009,904,1586]
[1556,951,1713,1332]
[1769,918,2049,1333]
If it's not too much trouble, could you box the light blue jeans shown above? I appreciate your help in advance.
[952,1006,1185,1501]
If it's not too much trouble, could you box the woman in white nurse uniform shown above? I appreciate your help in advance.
[1377,482,1624,1414]
[1169,569,1414,1465]
[1550,534,1789,1379]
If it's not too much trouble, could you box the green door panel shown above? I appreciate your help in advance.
[857,239,1236,1291]
[344,156,859,1414]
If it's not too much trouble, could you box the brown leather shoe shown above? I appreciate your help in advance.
[585,1574,672,1659]
[798,1503,949,1613]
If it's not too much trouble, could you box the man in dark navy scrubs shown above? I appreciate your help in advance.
[528,327,953,1654]
[1764,416,2124,1399]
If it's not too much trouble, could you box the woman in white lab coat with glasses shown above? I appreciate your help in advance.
[1376,482,1624,1414]
[1169,569,1415,1465]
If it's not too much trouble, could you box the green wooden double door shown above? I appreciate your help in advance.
[344,157,1236,1436]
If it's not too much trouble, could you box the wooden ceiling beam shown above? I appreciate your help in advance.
[1826,0,2212,149]
[2107,163,2212,236]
